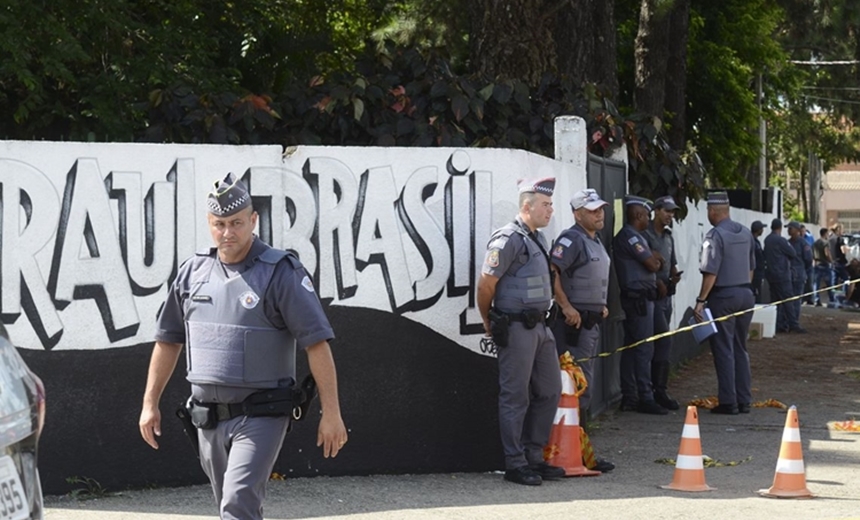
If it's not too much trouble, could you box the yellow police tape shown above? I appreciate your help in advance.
[571,278,860,365]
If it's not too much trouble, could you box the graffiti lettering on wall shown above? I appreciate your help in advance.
[1,148,544,354]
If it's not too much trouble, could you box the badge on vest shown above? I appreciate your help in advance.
[239,291,260,309]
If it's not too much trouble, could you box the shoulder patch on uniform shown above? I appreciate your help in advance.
[488,235,510,250]
[628,236,639,245]
[486,249,500,267]
[301,275,316,293]
[552,245,565,259]
[634,243,645,253]
[558,237,572,247]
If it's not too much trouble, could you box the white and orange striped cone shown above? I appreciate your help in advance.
[758,405,814,499]
[543,368,600,477]
[661,406,714,492]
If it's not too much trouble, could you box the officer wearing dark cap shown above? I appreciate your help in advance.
[477,177,563,486]
[642,195,683,411]
[750,221,766,303]
[787,221,811,332]
[612,195,667,415]
[550,188,615,472]
[139,173,348,519]
[764,219,801,333]
[694,191,756,415]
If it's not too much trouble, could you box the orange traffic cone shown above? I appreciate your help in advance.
[661,406,714,492]
[758,405,814,498]
[543,368,600,476]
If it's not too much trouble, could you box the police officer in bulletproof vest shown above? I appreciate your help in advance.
[764,219,801,333]
[139,173,347,519]
[642,196,683,411]
[477,177,564,486]
[612,196,667,415]
[693,191,756,415]
[550,188,614,473]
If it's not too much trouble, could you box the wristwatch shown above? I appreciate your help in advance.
[695,297,707,304]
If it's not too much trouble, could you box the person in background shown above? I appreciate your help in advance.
[750,221,766,303]
[787,221,811,333]
[830,223,854,305]
[764,219,800,333]
[812,227,833,307]
[693,191,756,415]
[801,225,815,305]
[612,196,667,415]
[642,195,682,411]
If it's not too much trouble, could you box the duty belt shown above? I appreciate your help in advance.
[215,402,246,422]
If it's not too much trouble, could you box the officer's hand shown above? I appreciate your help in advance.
[601,306,609,319]
[139,405,162,450]
[657,280,668,299]
[483,319,493,337]
[317,412,348,459]
[693,301,705,322]
[563,306,581,328]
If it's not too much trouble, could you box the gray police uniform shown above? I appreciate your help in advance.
[700,219,756,407]
[483,217,561,471]
[156,237,333,520]
[642,223,676,366]
[550,223,610,412]
[764,232,799,331]
[789,236,812,322]
[612,224,658,404]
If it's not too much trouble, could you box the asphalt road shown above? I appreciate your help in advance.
[44,306,860,519]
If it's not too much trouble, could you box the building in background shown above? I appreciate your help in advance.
[822,162,860,233]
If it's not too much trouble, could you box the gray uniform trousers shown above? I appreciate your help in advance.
[652,297,673,364]
[619,299,655,402]
[707,286,754,406]
[198,415,290,520]
[551,321,601,412]
[497,321,562,470]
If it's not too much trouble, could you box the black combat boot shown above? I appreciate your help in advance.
[652,361,680,411]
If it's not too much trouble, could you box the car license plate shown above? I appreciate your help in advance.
[0,456,29,520]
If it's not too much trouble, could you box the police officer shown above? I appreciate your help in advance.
[643,196,682,411]
[750,221,766,303]
[813,227,833,306]
[693,191,756,415]
[139,173,347,519]
[764,219,800,333]
[477,177,563,486]
[787,221,811,332]
[550,188,614,473]
[612,196,667,415]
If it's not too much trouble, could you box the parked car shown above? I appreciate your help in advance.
[0,323,45,520]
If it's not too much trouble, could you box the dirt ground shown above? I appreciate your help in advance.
[668,303,860,419]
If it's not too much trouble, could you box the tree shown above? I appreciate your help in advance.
[468,0,558,84]
[553,0,619,100]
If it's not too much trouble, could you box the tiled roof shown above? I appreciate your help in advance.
[825,170,860,190]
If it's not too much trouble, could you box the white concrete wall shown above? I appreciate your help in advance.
[1,136,586,354]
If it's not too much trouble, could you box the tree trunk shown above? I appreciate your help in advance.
[554,0,618,100]
[469,0,558,85]
[634,0,672,117]
[664,0,688,150]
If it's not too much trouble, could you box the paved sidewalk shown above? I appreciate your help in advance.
[45,306,860,519]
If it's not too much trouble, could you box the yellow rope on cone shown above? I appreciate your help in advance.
[686,396,787,410]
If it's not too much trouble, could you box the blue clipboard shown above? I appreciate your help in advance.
[688,308,718,343]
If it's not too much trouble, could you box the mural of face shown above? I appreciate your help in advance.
[207,207,258,263]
